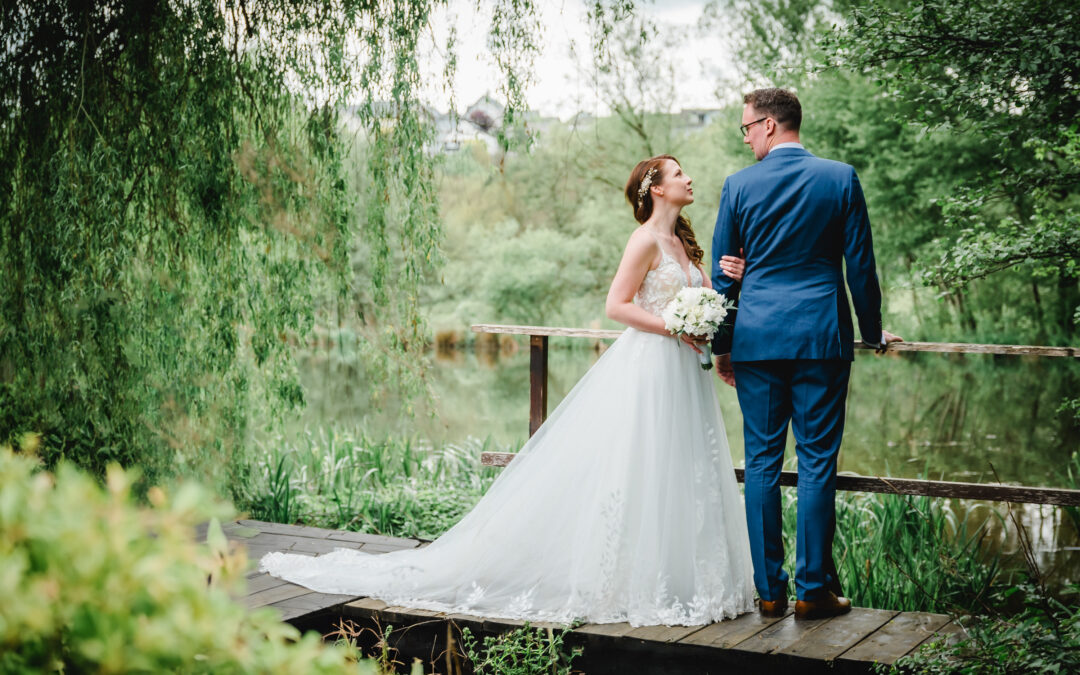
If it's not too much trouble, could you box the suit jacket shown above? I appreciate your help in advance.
[711,147,882,361]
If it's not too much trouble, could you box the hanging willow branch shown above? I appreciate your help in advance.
[0,0,574,491]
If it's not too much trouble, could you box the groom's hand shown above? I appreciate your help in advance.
[878,329,903,354]
[715,354,736,387]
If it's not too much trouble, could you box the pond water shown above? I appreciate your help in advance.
[295,341,1080,586]
[300,344,1080,489]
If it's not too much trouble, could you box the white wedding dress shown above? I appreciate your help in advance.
[260,243,755,626]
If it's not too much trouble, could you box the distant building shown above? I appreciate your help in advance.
[675,108,723,133]
[340,98,722,156]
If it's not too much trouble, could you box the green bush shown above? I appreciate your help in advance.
[461,623,579,675]
[0,443,368,673]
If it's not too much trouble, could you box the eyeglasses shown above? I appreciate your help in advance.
[740,117,768,137]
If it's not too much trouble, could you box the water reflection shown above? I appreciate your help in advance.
[296,343,1080,584]
[300,346,1080,488]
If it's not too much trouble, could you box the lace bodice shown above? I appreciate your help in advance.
[635,250,704,316]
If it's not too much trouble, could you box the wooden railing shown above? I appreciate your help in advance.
[470,323,1080,506]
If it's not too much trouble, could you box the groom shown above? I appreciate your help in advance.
[711,88,901,620]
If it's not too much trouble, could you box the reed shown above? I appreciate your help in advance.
[779,488,1005,613]
[241,426,508,539]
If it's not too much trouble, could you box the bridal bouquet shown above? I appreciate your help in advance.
[662,287,734,370]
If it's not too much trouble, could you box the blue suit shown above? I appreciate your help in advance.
[711,146,882,601]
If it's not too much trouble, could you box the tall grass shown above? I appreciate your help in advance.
[240,426,509,539]
[815,490,1003,613]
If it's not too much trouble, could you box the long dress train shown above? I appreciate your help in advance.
[260,243,755,626]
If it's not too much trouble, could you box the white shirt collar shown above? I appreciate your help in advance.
[768,142,804,154]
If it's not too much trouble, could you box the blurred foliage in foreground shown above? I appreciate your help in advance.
[0,440,367,673]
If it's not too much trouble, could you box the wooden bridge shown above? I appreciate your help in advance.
[205,518,964,674]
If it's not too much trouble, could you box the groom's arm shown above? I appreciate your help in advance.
[842,168,883,348]
[711,177,741,357]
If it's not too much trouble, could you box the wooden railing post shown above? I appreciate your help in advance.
[529,335,549,436]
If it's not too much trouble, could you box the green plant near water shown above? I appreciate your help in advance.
[241,426,509,539]
[828,490,1003,614]
[0,441,374,673]
[768,487,1007,614]
[461,624,580,675]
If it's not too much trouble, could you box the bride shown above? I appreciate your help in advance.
[261,155,756,626]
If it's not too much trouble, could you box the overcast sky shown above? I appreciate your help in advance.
[417,0,738,120]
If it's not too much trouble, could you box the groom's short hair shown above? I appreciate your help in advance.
[743,88,802,132]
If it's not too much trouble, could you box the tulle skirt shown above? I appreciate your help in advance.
[261,327,755,626]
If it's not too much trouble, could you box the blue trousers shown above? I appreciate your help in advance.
[733,359,851,601]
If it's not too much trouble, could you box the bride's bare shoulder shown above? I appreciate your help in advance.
[618,227,661,270]
[623,226,659,253]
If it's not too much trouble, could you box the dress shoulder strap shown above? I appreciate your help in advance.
[642,227,670,258]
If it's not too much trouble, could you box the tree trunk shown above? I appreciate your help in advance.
[1059,272,1079,339]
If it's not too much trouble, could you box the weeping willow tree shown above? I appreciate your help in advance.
[0,0,579,493]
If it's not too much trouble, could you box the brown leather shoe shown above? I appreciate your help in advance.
[758,597,789,618]
[794,592,852,620]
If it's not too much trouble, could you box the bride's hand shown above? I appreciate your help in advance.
[719,253,745,282]
[678,333,708,354]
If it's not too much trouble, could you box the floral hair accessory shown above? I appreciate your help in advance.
[636,167,658,209]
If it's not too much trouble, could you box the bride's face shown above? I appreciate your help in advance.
[654,159,694,207]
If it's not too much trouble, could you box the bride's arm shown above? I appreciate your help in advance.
[605,232,669,335]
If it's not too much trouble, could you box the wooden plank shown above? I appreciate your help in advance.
[677,611,791,649]
[285,538,364,555]
[266,591,358,622]
[235,521,336,540]
[380,605,447,623]
[573,622,637,639]
[529,335,548,437]
[360,541,420,553]
[222,523,260,539]
[841,611,952,664]
[779,607,898,661]
[910,621,968,652]
[731,614,830,654]
[733,470,1080,506]
[571,622,638,656]
[477,460,1080,505]
[325,530,417,546]
[271,591,358,611]
[445,612,488,634]
[269,605,316,622]
[246,573,292,594]
[472,324,623,339]
[242,546,314,561]
[471,324,1078,358]
[625,624,705,644]
[855,340,1078,358]
[481,452,516,467]
[242,532,320,550]
[245,583,312,608]
[342,597,390,618]
[238,520,403,543]
[481,615,527,632]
